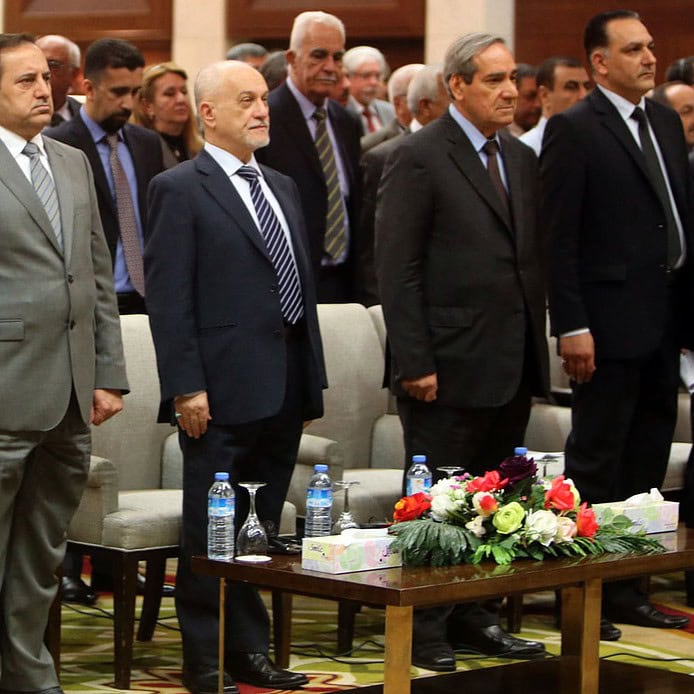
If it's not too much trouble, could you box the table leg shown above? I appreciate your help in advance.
[383,605,412,694]
[218,578,226,694]
[561,579,601,693]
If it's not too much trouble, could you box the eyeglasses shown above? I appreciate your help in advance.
[47,59,71,71]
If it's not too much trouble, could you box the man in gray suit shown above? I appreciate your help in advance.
[0,34,128,694]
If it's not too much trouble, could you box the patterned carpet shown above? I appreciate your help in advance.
[58,572,694,693]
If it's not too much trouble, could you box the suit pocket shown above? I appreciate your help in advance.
[0,320,24,341]
[427,306,474,327]
[197,322,238,336]
[581,265,626,282]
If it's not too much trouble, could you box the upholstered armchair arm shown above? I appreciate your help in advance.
[67,455,119,544]
[161,432,183,489]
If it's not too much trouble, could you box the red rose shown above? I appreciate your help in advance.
[393,492,431,522]
[576,502,599,538]
[544,475,575,511]
[466,470,509,493]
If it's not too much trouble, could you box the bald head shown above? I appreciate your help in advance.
[195,60,270,161]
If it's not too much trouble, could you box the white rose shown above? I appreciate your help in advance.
[525,509,558,546]
[465,515,487,538]
[430,493,456,521]
[555,515,577,543]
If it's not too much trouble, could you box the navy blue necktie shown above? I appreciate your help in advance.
[236,166,304,324]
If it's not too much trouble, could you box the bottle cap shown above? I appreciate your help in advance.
[513,447,528,456]
[214,472,229,481]
[412,454,427,463]
[314,464,328,472]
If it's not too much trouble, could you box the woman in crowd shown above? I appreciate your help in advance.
[132,61,202,167]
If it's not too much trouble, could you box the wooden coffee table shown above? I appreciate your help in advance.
[193,526,694,694]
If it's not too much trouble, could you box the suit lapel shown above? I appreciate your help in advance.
[45,140,74,263]
[0,139,63,254]
[195,150,270,260]
[499,130,525,241]
[71,113,115,213]
[443,114,514,233]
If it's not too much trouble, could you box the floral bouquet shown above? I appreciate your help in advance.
[389,453,666,566]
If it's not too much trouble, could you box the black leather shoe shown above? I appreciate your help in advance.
[599,618,622,641]
[61,576,97,606]
[605,601,690,629]
[182,664,238,694]
[411,641,456,671]
[225,652,308,689]
[450,624,546,658]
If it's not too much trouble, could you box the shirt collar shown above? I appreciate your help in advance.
[448,103,502,153]
[0,124,46,158]
[596,84,646,123]
[286,76,327,121]
[204,142,262,179]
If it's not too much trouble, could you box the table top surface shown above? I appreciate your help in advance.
[192,526,694,608]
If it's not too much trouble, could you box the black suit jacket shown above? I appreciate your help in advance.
[542,88,694,359]
[45,113,165,265]
[144,150,326,426]
[376,111,549,408]
[256,82,362,281]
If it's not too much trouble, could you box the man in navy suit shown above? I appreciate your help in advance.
[145,60,326,694]
[542,9,693,631]
[256,10,361,302]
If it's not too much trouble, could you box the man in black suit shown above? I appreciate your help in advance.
[36,35,82,127]
[256,10,361,302]
[145,60,326,694]
[376,33,549,671]
[46,38,164,316]
[46,37,164,604]
[542,9,692,631]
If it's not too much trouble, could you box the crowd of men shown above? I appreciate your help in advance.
[0,7,692,694]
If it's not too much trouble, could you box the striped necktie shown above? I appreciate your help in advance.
[236,166,304,324]
[22,142,63,249]
[312,107,347,260]
[106,133,145,296]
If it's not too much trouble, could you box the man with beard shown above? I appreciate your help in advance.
[46,38,164,316]
[46,37,164,603]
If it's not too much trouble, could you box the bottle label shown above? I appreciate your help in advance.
[306,488,333,508]
[208,497,235,517]
[406,477,432,496]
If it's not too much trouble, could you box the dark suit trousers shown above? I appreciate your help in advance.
[175,336,305,667]
[0,392,90,691]
[685,394,694,528]
[397,376,533,642]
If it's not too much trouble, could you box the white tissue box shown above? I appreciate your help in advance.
[592,500,679,534]
[301,529,401,574]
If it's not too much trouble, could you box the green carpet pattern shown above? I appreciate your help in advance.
[58,572,694,692]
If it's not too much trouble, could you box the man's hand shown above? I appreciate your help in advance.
[402,373,438,402]
[91,388,124,425]
[174,392,211,439]
[560,332,596,384]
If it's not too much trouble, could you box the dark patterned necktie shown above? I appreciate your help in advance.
[106,133,145,296]
[631,107,682,267]
[482,138,511,221]
[22,142,63,249]
[236,166,304,324]
[312,107,347,260]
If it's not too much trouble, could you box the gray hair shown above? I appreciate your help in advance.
[37,34,81,68]
[444,33,506,96]
[387,63,424,102]
[289,11,345,52]
[407,65,444,115]
[343,45,387,75]
[226,42,267,62]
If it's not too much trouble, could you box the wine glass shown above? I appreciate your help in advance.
[436,466,465,478]
[332,480,360,534]
[236,482,271,562]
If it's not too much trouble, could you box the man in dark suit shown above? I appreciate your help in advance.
[542,9,692,631]
[46,38,164,317]
[0,33,127,693]
[376,33,549,671]
[46,37,164,604]
[145,60,326,694]
[36,35,82,127]
[256,10,361,302]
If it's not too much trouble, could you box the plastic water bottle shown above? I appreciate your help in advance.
[514,446,528,457]
[207,472,235,560]
[406,454,432,495]
[305,464,333,537]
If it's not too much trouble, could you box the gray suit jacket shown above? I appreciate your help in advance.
[347,95,395,136]
[0,137,128,431]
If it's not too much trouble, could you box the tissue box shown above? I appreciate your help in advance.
[592,500,679,534]
[301,531,401,574]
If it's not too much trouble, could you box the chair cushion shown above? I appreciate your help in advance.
[342,468,402,525]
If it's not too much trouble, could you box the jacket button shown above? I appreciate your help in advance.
[67,274,74,283]
[270,285,278,293]
[273,329,282,338]
[69,320,76,329]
